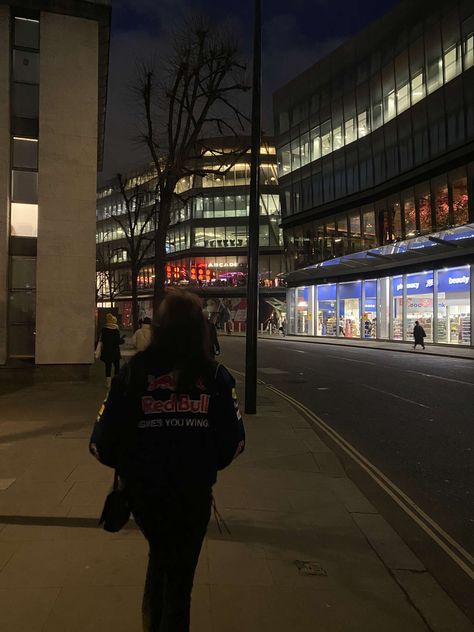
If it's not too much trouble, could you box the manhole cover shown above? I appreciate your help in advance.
[294,560,327,576]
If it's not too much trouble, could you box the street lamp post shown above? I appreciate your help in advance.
[245,0,262,414]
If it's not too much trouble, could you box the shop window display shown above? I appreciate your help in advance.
[363,280,377,338]
[317,284,336,336]
[377,277,390,339]
[405,272,433,342]
[339,281,361,338]
[296,287,312,334]
[392,276,404,340]
[436,267,470,345]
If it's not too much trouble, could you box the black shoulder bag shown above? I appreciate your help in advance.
[99,470,130,533]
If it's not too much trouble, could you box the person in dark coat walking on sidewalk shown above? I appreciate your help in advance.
[90,291,245,632]
[97,313,124,387]
[413,320,426,350]
[203,309,220,358]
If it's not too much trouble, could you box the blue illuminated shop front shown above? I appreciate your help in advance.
[288,265,472,346]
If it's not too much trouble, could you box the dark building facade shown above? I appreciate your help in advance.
[0,0,111,367]
[274,0,474,346]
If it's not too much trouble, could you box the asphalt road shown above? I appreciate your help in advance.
[220,336,474,617]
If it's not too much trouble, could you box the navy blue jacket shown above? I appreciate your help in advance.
[90,358,245,496]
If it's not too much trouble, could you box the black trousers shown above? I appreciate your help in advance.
[104,359,120,377]
[130,490,212,632]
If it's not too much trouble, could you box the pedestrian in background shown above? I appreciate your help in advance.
[203,309,220,358]
[90,291,245,632]
[96,313,124,387]
[413,320,426,350]
[132,317,154,353]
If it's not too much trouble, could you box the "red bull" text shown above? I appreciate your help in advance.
[142,394,210,414]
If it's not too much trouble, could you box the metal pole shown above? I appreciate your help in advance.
[245,0,262,414]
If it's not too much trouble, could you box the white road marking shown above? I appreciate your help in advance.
[361,383,430,408]
[290,349,306,354]
[264,384,474,581]
[405,370,474,387]
[339,356,376,365]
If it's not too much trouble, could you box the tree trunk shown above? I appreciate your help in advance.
[152,188,173,321]
[152,229,168,320]
[131,265,140,332]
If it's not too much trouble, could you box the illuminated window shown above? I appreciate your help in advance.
[300,133,310,166]
[444,45,461,81]
[290,138,301,170]
[427,57,443,94]
[10,203,38,237]
[403,193,416,237]
[383,90,396,122]
[410,70,425,104]
[396,83,409,113]
[344,117,356,144]
[357,111,369,138]
[310,126,321,160]
[464,34,473,69]
[332,125,343,151]
[321,121,332,156]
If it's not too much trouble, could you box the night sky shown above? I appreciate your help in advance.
[101,0,400,182]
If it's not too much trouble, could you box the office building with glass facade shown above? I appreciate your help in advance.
[96,137,286,328]
[274,0,474,346]
[0,0,110,368]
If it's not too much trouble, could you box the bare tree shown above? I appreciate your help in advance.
[96,242,126,305]
[135,17,250,317]
[109,174,157,330]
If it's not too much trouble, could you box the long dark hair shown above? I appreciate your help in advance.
[130,290,213,394]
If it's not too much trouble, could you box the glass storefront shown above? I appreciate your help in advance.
[316,284,336,336]
[436,267,471,344]
[339,281,361,338]
[296,286,313,335]
[287,264,472,346]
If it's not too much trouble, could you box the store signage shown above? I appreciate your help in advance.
[448,275,469,286]
[208,262,238,268]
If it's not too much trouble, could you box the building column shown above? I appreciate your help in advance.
[35,12,98,366]
[0,7,10,365]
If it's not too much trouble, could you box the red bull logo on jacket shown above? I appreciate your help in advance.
[147,373,207,392]
[147,373,176,391]
[142,393,210,414]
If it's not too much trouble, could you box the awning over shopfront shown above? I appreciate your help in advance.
[285,224,474,286]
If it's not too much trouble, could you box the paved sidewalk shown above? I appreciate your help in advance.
[232,331,474,360]
[0,367,472,631]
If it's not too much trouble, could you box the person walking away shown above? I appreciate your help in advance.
[132,317,154,353]
[224,300,233,334]
[90,291,245,632]
[413,320,426,349]
[97,313,124,388]
[203,310,220,358]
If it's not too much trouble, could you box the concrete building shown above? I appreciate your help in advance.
[96,137,287,330]
[0,0,111,372]
[274,0,474,346]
